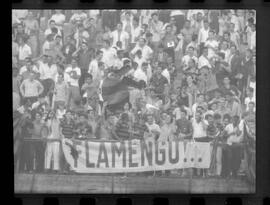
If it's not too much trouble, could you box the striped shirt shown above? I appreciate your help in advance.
[133,122,149,139]
[60,119,75,139]
[115,120,130,140]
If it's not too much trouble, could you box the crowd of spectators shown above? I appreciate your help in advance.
[13,9,256,178]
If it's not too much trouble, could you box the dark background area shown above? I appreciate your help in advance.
[9,0,270,204]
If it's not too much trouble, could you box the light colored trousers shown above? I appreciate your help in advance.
[45,141,60,170]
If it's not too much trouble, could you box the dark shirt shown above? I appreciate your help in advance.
[21,119,34,139]
[78,50,93,71]
[150,74,168,95]
[62,43,76,64]
[176,118,192,136]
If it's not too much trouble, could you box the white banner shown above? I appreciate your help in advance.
[62,139,211,173]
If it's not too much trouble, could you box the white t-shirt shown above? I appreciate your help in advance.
[131,45,153,62]
[65,66,81,87]
[133,68,148,84]
[18,44,32,61]
[224,121,244,145]
[192,119,207,139]
[198,28,209,44]
[162,69,170,84]
[110,30,129,50]
[198,55,211,69]
[131,26,143,43]
[38,62,58,80]
[101,47,117,68]
[205,39,219,59]
[182,55,198,68]
[88,59,99,81]
[244,96,256,111]
[19,65,40,76]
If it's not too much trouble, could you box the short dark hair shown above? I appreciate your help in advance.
[96,50,103,56]
[223,114,231,121]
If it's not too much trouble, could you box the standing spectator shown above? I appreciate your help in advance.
[65,58,81,109]
[62,35,76,64]
[44,110,61,173]
[52,73,68,109]
[149,13,163,51]
[73,41,94,89]
[198,20,210,55]
[24,11,39,58]
[110,23,130,51]
[20,72,44,104]
[88,50,103,82]
[18,36,32,64]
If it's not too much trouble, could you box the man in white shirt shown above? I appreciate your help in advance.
[20,72,44,104]
[249,23,256,50]
[18,37,32,62]
[110,23,130,51]
[44,20,62,37]
[145,115,161,141]
[192,112,207,140]
[198,20,210,55]
[223,115,244,177]
[88,50,103,81]
[149,12,163,48]
[130,37,153,62]
[204,30,219,59]
[198,47,212,69]
[101,40,117,68]
[19,58,40,80]
[131,17,142,45]
[38,55,58,81]
[182,46,198,70]
[229,23,240,50]
[65,58,81,109]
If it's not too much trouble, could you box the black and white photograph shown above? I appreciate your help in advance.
[13,9,256,194]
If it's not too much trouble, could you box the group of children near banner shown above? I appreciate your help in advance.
[13,9,256,178]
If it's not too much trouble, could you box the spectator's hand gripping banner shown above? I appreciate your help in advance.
[62,139,211,173]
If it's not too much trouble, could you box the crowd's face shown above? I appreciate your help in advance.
[203,21,209,29]
[17,24,24,33]
[195,112,202,121]
[186,75,193,85]
[166,25,172,34]
[230,46,236,54]
[71,59,77,68]
[223,118,230,126]
[197,12,203,21]
[49,21,56,29]
[138,38,146,47]
[35,112,42,121]
[223,77,230,85]
[117,23,122,31]
[184,20,191,28]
